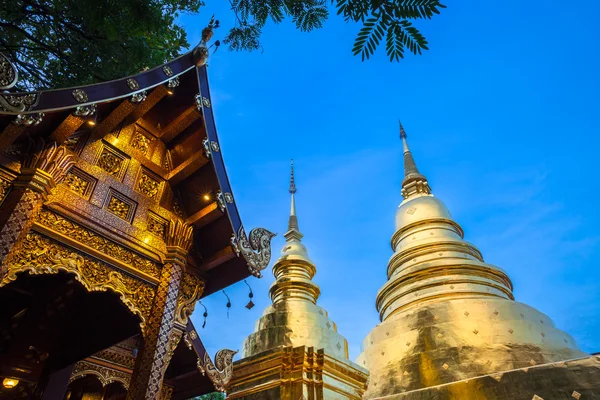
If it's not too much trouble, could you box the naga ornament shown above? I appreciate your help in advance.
[234,226,276,278]
[193,15,219,67]
[204,349,238,392]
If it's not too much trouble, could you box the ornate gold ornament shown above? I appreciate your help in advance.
[13,113,44,126]
[232,226,276,278]
[98,149,123,177]
[175,273,205,326]
[127,78,140,91]
[37,210,161,279]
[164,330,183,372]
[0,178,11,205]
[72,89,88,103]
[147,214,167,239]
[195,94,211,110]
[1,233,154,329]
[73,104,96,117]
[165,219,193,251]
[204,349,237,392]
[167,77,179,88]
[22,139,76,184]
[131,91,147,103]
[63,172,89,196]
[93,348,136,369]
[70,360,131,389]
[131,130,152,155]
[162,66,174,77]
[137,172,161,199]
[108,196,131,220]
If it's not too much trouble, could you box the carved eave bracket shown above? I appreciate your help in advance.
[204,348,238,392]
[231,226,276,278]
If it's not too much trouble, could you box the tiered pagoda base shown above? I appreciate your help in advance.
[227,346,368,400]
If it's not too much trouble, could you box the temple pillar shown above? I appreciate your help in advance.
[127,220,192,400]
[0,140,74,264]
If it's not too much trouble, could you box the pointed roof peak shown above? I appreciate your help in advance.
[397,121,432,199]
[285,159,302,241]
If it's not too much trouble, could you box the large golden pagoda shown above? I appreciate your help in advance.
[228,162,368,399]
[356,123,599,399]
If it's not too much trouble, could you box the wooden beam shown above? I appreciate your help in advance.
[160,106,201,143]
[186,202,222,229]
[49,114,85,144]
[89,99,136,142]
[128,85,169,123]
[198,246,236,272]
[0,123,26,149]
[167,150,209,185]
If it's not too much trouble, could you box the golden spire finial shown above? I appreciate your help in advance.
[286,159,302,240]
[398,120,432,198]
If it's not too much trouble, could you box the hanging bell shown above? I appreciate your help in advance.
[244,279,255,309]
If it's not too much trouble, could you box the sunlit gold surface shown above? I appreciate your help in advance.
[233,164,368,399]
[358,128,589,399]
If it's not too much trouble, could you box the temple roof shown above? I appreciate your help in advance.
[0,43,272,295]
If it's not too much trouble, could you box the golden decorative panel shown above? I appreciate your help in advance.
[104,188,137,222]
[137,169,161,199]
[147,213,168,239]
[93,348,136,369]
[64,130,88,155]
[0,178,11,205]
[130,126,153,155]
[37,210,161,279]
[96,143,129,180]
[62,168,96,199]
[175,272,205,326]
[70,360,131,389]
[1,233,155,330]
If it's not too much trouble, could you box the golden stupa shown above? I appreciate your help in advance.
[228,162,368,399]
[356,123,599,399]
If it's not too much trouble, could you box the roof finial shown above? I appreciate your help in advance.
[286,159,302,240]
[397,120,432,198]
[289,159,297,194]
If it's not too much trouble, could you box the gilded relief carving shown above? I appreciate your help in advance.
[137,172,160,199]
[131,130,152,155]
[22,140,76,183]
[0,178,11,204]
[70,360,131,389]
[147,213,167,239]
[1,233,155,329]
[93,348,136,369]
[175,272,205,325]
[108,197,131,220]
[204,349,237,392]
[37,210,161,279]
[63,171,89,196]
[98,150,123,177]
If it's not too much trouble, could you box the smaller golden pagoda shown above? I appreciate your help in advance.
[227,161,368,399]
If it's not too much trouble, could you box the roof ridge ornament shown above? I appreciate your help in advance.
[232,226,276,278]
[0,52,19,90]
[193,15,220,67]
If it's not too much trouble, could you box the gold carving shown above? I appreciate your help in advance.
[137,172,160,199]
[37,210,161,279]
[164,330,183,372]
[0,178,11,204]
[93,348,135,369]
[108,196,131,220]
[70,360,131,389]
[165,219,193,251]
[131,130,152,155]
[63,171,88,196]
[147,214,167,239]
[204,349,237,392]
[160,385,174,400]
[23,139,76,183]
[1,233,155,330]
[175,272,205,326]
[98,149,123,177]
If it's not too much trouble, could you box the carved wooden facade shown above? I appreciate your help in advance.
[0,18,273,400]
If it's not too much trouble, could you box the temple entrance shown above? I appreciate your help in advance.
[66,376,127,400]
[0,271,141,399]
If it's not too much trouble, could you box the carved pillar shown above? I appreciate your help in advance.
[127,220,193,400]
[0,139,75,264]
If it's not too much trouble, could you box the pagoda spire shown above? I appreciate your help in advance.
[285,159,302,241]
[398,120,432,199]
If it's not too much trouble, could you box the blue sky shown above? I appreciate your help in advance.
[179,0,600,361]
